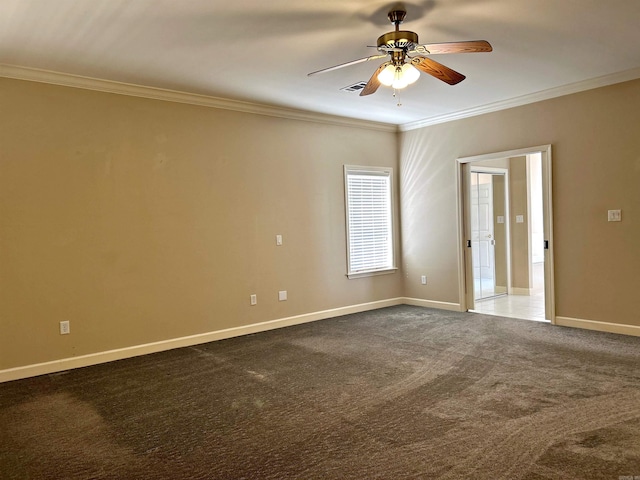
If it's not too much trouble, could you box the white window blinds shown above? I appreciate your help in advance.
[344,166,395,276]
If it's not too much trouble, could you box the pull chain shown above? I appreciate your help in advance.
[393,88,402,107]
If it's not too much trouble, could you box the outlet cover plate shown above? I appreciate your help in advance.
[60,321,70,335]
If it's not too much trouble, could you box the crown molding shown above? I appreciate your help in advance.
[400,66,640,132]
[4,63,639,135]
[0,64,397,133]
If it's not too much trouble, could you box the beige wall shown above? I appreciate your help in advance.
[0,78,402,370]
[491,174,507,290]
[400,78,640,326]
[508,157,531,290]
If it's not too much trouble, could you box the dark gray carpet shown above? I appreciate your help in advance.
[1,306,640,479]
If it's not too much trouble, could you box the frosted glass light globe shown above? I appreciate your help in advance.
[402,64,420,85]
[377,64,396,86]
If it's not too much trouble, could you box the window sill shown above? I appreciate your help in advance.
[346,268,398,280]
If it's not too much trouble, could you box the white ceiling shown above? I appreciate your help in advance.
[1,0,640,126]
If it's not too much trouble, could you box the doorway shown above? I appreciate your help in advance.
[470,169,505,301]
[457,146,555,323]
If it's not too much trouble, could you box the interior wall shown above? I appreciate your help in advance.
[508,156,531,291]
[400,78,640,326]
[492,175,507,291]
[528,153,545,265]
[0,78,401,371]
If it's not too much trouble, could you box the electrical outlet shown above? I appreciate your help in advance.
[421,275,427,285]
[276,234,283,246]
[60,321,70,335]
[278,290,287,301]
[250,294,257,305]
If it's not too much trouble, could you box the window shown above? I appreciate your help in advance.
[344,165,396,278]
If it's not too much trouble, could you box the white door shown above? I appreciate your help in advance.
[471,173,496,300]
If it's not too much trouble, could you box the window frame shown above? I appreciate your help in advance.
[343,165,397,279]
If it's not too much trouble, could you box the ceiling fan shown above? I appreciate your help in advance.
[308,8,492,96]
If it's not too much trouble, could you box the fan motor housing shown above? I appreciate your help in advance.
[377,30,419,49]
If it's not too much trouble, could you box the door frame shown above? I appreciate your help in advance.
[456,145,555,323]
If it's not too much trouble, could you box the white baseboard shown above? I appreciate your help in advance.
[6,301,638,384]
[510,287,533,296]
[401,297,463,312]
[555,316,640,337]
[0,298,405,383]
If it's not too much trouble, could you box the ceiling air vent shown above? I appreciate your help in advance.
[340,81,368,93]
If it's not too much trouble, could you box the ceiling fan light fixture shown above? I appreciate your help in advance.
[378,63,420,90]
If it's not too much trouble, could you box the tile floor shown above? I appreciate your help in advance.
[471,292,547,322]
[471,263,548,323]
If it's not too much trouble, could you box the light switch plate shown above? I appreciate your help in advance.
[276,234,283,246]
[278,290,287,301]
[607,209,621,222]
[497,216,505,224]
[516,215,524,223]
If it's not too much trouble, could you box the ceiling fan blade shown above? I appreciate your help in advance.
[307,55,387,76]
[360,63,389,96]
[411,57,466,85]
[413,40,492,55]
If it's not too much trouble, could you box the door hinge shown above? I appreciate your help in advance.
[466,240,471,248]
[544,240,549,250]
